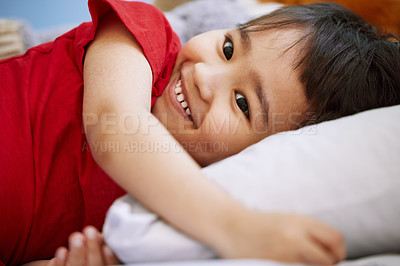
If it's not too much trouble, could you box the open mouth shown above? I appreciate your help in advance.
[174,78,193,121]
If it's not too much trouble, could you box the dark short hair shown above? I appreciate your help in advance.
[239,3,400,125]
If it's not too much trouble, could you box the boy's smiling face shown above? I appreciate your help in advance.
[152,28,310,166]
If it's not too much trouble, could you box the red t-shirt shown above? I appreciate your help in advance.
[0,0,180,264]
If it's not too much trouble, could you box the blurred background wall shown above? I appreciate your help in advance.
[0,0,152,29]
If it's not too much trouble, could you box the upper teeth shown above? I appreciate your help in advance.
[175,79,192,119]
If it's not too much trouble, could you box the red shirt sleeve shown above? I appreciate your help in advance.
[76,0,181,105]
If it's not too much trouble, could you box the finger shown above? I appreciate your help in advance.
[54,247,68,266]
[67,232,86,266]
[103,245,121,265]
[98,231,104,243]
[84,226,103,265]
[96,229,120,265]
[310,222,347,263]
[47,258,57,266]
[299,239,336,266]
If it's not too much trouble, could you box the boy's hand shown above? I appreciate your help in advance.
[218,210,346,265]
[48,226,120,266]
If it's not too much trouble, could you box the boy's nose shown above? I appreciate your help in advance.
[193,62,227,103]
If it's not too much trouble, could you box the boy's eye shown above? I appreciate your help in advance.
[223,36,234,60]
[235,92,249,118]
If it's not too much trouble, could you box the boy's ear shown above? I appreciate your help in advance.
[153,0,192,11]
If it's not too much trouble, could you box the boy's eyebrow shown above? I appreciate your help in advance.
[237,27,251,51]
[250,70,269,127]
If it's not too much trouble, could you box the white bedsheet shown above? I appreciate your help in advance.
[130,254,400,266]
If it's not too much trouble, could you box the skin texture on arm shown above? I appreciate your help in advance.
[83,11,345,265]
[83,10,242,251]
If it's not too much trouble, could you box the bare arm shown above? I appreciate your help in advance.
[83,10,241,253]
[83,11,345,264]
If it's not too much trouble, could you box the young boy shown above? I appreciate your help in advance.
[2,0,399,265]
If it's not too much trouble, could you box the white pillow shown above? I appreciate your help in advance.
[103,105,400,263]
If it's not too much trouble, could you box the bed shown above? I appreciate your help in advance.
[131,255,400,266]
[104,105,400,265]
